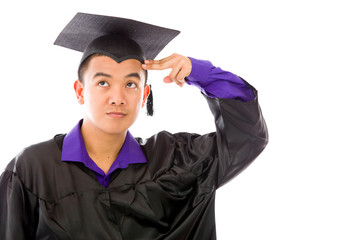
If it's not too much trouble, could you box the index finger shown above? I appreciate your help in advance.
[142,55,176,70]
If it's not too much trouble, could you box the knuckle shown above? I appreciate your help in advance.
[176,75,183,81]
[156,61,166,69]
[170,72,176,80]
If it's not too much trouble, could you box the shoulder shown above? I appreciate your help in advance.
[13,136,61,169]
[6,136,62,185]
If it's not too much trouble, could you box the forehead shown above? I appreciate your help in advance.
[87,55,143,73]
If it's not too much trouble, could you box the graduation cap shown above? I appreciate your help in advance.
[54,12,181,116]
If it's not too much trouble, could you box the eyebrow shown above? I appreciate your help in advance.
[93,72,141,80]
[93,72,112,79]
[125,73,141,80]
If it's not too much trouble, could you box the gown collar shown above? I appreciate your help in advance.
[61,119,147,176]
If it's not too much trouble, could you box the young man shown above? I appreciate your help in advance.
[0,13,268,239]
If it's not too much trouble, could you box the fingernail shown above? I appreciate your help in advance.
[144,60,150,64]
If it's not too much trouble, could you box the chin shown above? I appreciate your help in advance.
[102,120,134,135]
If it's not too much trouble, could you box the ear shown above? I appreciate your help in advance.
[141,84,150,108]
[74,80,85,105]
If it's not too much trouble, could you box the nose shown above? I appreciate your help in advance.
[108,88,126,106]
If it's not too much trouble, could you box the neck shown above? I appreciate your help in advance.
[80,119,127,174]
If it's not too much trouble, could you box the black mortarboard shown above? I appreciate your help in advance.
[54,12,181,116]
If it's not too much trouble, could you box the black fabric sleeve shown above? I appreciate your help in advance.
[0,160,39,240]
[149,87,268,191]
[205,87,269,188]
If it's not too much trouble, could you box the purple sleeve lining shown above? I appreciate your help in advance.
[185,57,254,102]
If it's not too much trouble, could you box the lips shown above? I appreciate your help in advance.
[106,111,127,118]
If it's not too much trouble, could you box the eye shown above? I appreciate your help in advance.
[126,82,137,88]
[98,81,109,87]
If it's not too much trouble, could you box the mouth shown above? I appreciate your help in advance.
[106,111,127,118]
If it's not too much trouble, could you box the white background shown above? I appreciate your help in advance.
[1,0,359,239]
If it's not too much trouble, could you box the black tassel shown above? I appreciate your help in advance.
[146,85,154,116]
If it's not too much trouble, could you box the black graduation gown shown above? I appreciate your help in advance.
[0,91,268,240]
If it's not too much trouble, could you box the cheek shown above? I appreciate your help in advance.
[83,89,103,114]
[84,89,94,105]
[127,88,144,105]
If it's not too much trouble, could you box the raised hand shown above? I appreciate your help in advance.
[142,53,192,87]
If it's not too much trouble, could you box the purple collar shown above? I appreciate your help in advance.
[61,120,147,178]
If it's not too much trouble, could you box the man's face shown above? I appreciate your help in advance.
[75,55,149,135]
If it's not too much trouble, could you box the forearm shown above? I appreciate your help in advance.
[185,57,254,101]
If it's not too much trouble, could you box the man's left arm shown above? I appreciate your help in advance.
[143,54,268,187]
